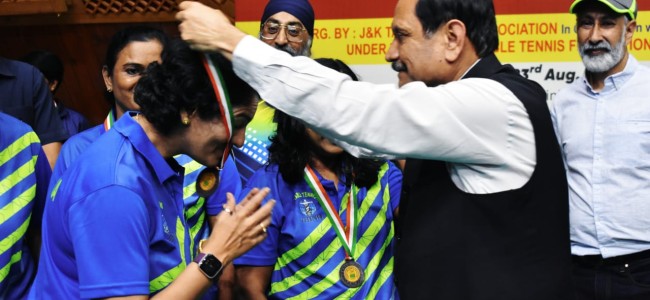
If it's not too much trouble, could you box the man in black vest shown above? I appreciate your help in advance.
[176,0,574,299]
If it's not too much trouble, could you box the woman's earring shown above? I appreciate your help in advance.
[182,118,190,125]
[107,87,112,92]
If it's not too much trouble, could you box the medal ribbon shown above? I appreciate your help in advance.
[304,165,357,259]
[103,109,116,132]
[201,54,235,169]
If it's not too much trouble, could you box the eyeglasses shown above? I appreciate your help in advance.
[260,20,306,43]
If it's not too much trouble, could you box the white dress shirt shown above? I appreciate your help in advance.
[233,36,536,194]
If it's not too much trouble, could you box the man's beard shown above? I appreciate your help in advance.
[579,29,626,73]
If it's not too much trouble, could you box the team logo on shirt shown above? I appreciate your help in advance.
[298,198,325,223]
[299,199,316,217]
[295,192,325,222]
[159,201,175,243]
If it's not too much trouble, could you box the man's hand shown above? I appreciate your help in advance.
[176,1,247,58]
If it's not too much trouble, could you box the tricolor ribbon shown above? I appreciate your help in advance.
[103,109,116,132]
[304,165,358,259]
[202,53,235,170]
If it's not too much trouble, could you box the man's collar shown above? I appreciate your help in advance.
[462,53,503,79]
[0,57,18,77]
[583,53,638,92]
[115,112,183,184]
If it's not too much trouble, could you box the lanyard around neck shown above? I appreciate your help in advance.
[103,109,116,132]
[201,54,235,169]
[304,165,358,259]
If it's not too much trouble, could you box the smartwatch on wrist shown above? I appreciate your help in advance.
[194,252,224,281]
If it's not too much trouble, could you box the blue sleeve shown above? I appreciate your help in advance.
[57,132,91,172]
[30,147,52,228]
[67,108,92,135]
[49,127,100,195]
[47,164,65,204]
[47,137,85,203]
[30,68,68,144]
[233,168,281,266]
[206,156,242,215]
[68,186,151,298]
[386,162,403,213]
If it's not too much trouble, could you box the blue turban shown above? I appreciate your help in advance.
[260,0,315,37]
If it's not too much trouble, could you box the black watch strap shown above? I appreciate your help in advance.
[194,253,224,281]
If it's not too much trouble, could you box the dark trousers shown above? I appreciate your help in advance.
[572,250,650,300]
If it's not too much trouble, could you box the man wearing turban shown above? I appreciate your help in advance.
[230,0,315,185]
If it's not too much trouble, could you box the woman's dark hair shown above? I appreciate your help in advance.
[415,0,498,58]
[314,58,359,81]
[269,58,383,188]
[21,50,64,92]
[103,25,169,105]
[134,38,257,136]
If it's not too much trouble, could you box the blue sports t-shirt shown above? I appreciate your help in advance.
[234,162,402,299]
[175,153,241,257]
[30,114,193,299]
[0,113,51,300]
[49,122,104,190]
[49,111,240,258]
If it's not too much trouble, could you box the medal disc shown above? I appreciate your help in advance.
[196,168,220,197]
[339,260,365,288]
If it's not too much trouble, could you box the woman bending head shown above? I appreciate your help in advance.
[135,38,259,168]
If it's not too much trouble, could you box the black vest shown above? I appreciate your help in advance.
[395,54,573,300]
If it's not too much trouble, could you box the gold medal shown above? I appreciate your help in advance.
[339,260,365,288]
[196,168,220,197]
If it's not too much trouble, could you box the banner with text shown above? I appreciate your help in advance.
[236,1,650,100]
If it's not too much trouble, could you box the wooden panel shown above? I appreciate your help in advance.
[0,0,68,16]
[0,0,234,125]
[0,0,233,25]
[0,23,180,125]
[81,0,178,15]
